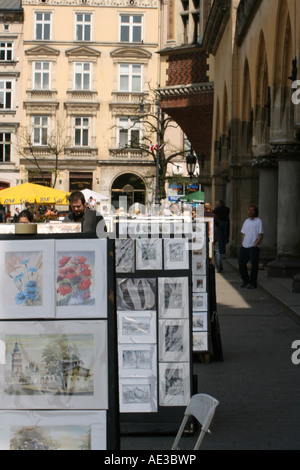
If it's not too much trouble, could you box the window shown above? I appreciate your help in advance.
[33,116,48,145]
[0,133,11,162]
[119,64,142,92]
[75,13,92,41]
[120,15,143,43]
[0,81,12,109]
[35,12,51,40]
[33,62,50,89]
[74,62,91,90]
[0,42,13,61]
[74,117,89,146]
[118,117,140,148]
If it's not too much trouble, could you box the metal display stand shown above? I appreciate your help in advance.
[0,233,119,451]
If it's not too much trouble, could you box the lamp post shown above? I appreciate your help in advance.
[186,151,197,179]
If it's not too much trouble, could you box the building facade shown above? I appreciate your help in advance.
[0,0,24,192]
[19,0,169,210]
[203,0,300,276]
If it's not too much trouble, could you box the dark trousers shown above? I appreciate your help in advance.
[217,221,229,254]
[238,246,260,286]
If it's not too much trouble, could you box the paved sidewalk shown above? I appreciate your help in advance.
[121,260,300,450]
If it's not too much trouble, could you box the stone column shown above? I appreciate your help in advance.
[267,143,300,277]
[252,155,278,262]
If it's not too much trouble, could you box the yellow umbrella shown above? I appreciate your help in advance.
[0,182,70,205]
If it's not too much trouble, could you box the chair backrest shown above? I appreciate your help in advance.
[185,394,219,432]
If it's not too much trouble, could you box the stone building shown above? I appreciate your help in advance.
[0,0,24,191]
[202,0,300,277]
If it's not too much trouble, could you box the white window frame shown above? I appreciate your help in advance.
[120,14,143,43]
[35,12,52,41]
[33,61,51,90]
[74,117,89,147]
[0,80,13,109]
[0,132,11,162]
[0,41,13,61]
[75,13,92,42]
[74,62,91,90]
[119,63,142,92]
[118,116,141,148]
[33,116,48,146]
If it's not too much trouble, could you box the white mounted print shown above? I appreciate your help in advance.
[118,344,157,378]
[55,239,107,318]
[158,319,190,362]
[117,278,156,311]
[0,240,55,319]
[164,239,189,270]
[159,362,190,407]
[158,277,189,318]
[136,239,162,270]
[118,311,156,344]
[119,377,157,413]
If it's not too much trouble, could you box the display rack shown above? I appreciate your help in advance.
[0,233,119,451]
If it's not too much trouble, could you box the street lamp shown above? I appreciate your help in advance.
[186,152,197,179]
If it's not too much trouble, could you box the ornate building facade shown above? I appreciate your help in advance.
[203,0,300,276]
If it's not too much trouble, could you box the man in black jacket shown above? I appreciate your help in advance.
[63,191,106,234]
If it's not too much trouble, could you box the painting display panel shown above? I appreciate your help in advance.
[0,410,106,450]
[0,240,55,319]
[117,278,156,311]
[119,377,157,413]
[159,363,190,407]
[118,311,156,344]
[158,319,190,362]
[0,321,108,410]
[158,277,189,318]
[55,240,107,318]
[136,239,162,271]
[164,239,189,270]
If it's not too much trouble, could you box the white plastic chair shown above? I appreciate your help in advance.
[172,394,219,450]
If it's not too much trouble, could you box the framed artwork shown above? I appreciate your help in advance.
[164,239,189,270]
[119,377,157,413]
[192,256,206,275]
[136,239,162,271]
[192,312,208,332]
[159,363,190,407]
[55,239,107,318]
[118,344,157,377]
[158,277,189,318]
[0,410,107,450]
[118,311,156,344]
[193,332,208,352]
[192,275,207,293]
[117,278,156,311]
[115,238,135,273]
[0,321,108,410]
[158,319,190,362]
[192,292,208,311]
[0,240,55,319]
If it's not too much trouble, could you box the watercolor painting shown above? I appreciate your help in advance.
[56,252,95,307]
[5,251,43,307]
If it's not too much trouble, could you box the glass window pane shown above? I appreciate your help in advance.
[75,118,81,126]
[35,73,41,89]
[83,74,89,89]
[82,129,88,146]
[132,76,141,92]
[121,26,129,42]
[43,73,49,89]
[36,24,42,39]
[131,130,140,148]
[83,118,89,126]
[133,26,141,42]
[84,25,91,40]
[75,74,81,89]
[44,24,50,40]
[6,92,11,108]
[133,16,142,23]
[33,128,40,144]
[77,25,83,41]
[120,76,129,91]
[121,15,130,23]
[119,129,128,147]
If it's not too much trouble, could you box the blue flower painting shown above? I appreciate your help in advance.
[5,252,43,307]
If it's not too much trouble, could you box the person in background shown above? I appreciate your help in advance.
[214,199,230,255]
[18,209,34,223]
[0,204,6,223]
[238,205,264,289]
[13,207,20,222]
[63,191,105,234]
[204,202,223,273]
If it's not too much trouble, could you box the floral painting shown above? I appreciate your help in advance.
[56,252,95,307]
[55,240,107,319]
[5,251,43,307]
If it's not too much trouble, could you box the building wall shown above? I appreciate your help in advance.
[20,0,163,208]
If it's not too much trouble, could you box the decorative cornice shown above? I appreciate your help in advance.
[269,141,300,158]
[22,0,158,7]
[158,82,214,97]
[251,156,278,169]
